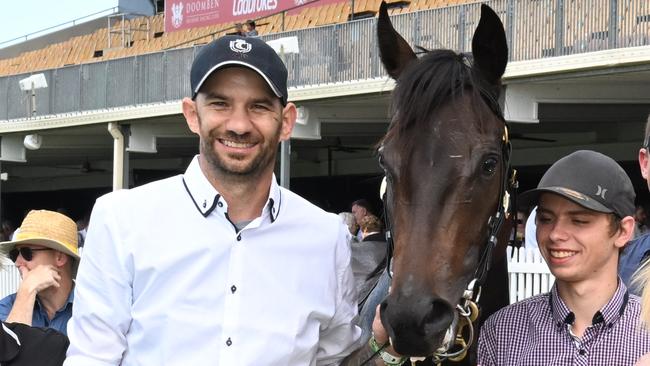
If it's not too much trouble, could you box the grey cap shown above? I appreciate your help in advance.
[518,150,635,218]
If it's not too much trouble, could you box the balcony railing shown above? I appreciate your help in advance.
[1,0,648,121]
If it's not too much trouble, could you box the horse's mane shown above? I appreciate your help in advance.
[383,48,502,146]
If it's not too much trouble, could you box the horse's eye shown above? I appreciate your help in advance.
[482,157,498,175]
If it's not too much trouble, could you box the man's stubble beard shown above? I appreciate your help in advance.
[198,114,282,182]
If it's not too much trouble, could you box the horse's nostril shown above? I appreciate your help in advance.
[431,299,447,314]
[423,298,454,330]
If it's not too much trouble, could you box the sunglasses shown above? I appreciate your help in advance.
[9,247,53,262]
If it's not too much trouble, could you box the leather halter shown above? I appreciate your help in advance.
[377,96,517,364]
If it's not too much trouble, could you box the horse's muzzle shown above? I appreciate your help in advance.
[380,293,456,356]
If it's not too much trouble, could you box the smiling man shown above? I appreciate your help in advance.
[65,36,361,365]
[478,150,650,365]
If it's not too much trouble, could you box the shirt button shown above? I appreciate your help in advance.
[202,200,207,208]
[218,201,223,208]
[579,349,586,355]
[237,234,241,241]
[226,337,232,346]
[231,285,237,293]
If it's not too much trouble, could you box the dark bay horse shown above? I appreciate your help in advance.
[370,2,516,364]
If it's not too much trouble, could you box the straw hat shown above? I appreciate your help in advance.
[0,210,80,260]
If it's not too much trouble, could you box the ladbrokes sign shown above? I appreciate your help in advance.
[232,0,279,17]
[165,0,344,32]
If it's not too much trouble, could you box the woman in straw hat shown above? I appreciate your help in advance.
[0,210,80,335]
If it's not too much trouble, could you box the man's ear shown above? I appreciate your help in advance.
[55,251,69,268]
[615,216,636,248]
[640,148,649,181]
[279,102,297,141]
[182,97,200,134]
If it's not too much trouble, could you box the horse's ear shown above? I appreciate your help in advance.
[471,4,508,85]
[377,1,416,80]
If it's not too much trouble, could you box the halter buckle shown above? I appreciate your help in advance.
[465,300,479,323]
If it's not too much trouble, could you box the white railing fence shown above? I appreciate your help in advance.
[507,246,555,304]
[0,258,20,299]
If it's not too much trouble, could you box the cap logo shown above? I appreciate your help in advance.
[596,185,607,200]
[230,40,252,53]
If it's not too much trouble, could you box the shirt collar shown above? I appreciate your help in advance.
[182,156,220,217]
[66,289,75,306]
[35,288,75,313]
[597,278,629,325]
[182,155,282,222]
[549,278,629,327]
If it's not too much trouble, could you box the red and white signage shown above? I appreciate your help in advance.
[164,0,347,32]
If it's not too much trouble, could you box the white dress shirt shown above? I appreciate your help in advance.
[65,156,361,366]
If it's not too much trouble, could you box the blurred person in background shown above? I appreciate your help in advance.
[0,210,79,335]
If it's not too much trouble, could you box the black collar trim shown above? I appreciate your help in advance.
[269,190,282,223]
[619,291,629,316]
[182,177,219,218]
[549,288,630,326]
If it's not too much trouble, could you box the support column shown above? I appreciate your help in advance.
[554,0,565,56]
[280,140,291,189]
[458,5,466,51]
[108,123,129,190]
[506,0,515,60]
[608,0,618,49]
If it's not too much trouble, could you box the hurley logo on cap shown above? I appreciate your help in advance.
[230,40,252,53]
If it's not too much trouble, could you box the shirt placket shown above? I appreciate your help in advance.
[571,326,597,366]
[219,228,245,365]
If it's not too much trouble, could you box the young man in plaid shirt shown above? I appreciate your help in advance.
[478,150,650,366]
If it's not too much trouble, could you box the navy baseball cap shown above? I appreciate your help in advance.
[518,150,635,218]
[190,35,288,105]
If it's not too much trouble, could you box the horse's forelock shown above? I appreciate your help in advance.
[384,49,499,149]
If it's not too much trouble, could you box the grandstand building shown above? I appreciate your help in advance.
[0,0,649,222]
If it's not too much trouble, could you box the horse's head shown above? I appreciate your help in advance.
[376,3,509,357]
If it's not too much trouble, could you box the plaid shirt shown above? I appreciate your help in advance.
[478,280,650,366]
